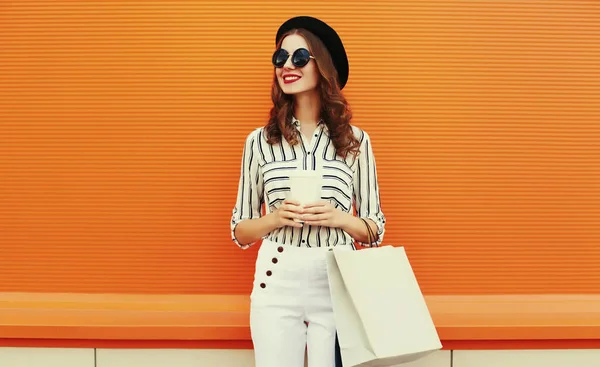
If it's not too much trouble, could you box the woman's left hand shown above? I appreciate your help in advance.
[300,200,347,228]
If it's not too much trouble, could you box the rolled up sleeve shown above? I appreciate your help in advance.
[353,130,386,247]
[230,130,264,249]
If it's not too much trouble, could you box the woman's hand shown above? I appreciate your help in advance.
[272,199,304,228]
[300,200,348,228]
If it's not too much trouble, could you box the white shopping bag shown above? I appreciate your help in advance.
[326,245,442,367]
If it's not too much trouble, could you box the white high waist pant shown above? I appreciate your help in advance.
[250,239,351,367]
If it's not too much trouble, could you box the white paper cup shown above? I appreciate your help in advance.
[289,170,322,221]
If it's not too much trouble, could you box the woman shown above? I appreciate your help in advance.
[230,16,386,367]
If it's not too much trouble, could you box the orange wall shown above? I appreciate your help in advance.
[1,1,599,295]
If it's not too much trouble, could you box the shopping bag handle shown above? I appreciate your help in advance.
[360,218,377,246]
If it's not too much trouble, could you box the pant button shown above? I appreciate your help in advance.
[277,246,284,253]
[272,258,278,264]
[266,270,272,276]
[260,283,266,288]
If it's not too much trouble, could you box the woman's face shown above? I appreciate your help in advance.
[275,34,319,95]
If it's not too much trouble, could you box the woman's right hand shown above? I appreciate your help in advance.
[272,199,304,228]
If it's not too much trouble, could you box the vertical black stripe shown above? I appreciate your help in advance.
[316,225,322,247]
[356,155,362,216]
[333,228,338,247]
[365,139,371,215]
[248,139,254,219]
[291,141,297,160]
[373,154,382,213]
[356,130,366,217]
[256,151,264,208]
[322,136,330,161]
[333,227,338,247]
[239,159,246,220]
[239,137,249,220]
[358,129,366,146]
[310,129,324,170]
[269,143,276,162]
[280,142,286,161]
[257,131,266,163]
[299,140,308,170]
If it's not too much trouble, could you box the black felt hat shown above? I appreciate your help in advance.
[276,16,349,90]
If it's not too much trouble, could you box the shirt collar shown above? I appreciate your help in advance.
[292,116,326,129]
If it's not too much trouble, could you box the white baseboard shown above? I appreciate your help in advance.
[1,348,599,367]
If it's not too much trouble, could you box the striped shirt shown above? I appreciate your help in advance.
[231,118,386,249]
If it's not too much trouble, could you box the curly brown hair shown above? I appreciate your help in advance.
[264,28,361,159]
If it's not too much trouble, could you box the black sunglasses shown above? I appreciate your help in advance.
[272,48,315,68]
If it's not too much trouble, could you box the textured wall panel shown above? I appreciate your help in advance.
[1,1,599,294]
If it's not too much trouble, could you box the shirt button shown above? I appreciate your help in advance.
[302,240,306,243]
[260,283,266,288]
[266,270,272,276]
[307,152,311,155]
[277,246,284,253]
[272,258,278,264]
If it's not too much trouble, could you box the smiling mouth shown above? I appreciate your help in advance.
[283,75,301,84]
